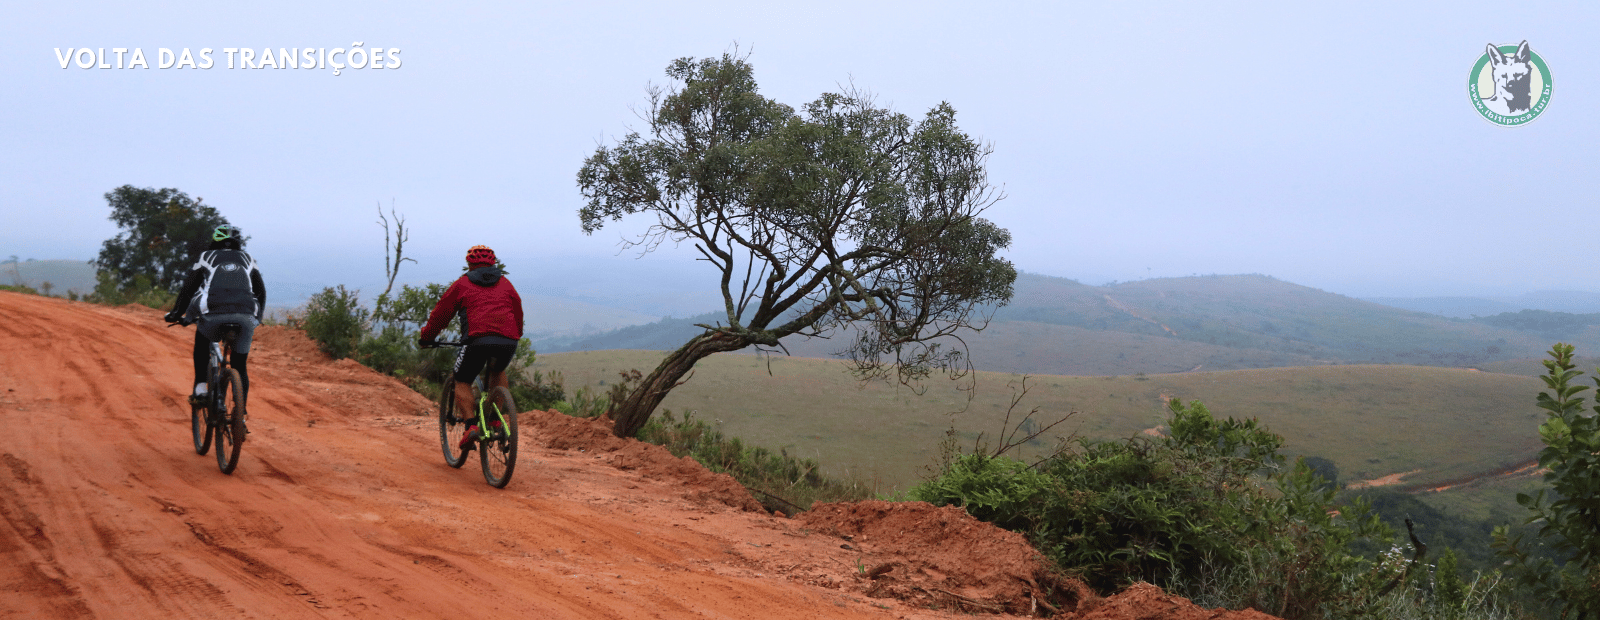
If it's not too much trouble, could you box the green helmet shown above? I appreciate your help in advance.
[212,224,241,243]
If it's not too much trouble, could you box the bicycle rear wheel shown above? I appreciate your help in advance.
[191,401,213,455]
[479,387,518,489]
[438,383,470,468]
[213,369,245,474]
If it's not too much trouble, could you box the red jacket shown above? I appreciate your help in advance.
[420,266,524,342]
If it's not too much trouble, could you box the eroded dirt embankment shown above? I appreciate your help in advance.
[0,291,1280,620]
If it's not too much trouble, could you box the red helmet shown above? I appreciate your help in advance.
[465,245,496,265]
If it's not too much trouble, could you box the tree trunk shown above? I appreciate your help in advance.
[611,330,749,438]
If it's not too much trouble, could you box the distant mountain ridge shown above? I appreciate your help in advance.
[533,272,1599,376]
[1363,290,1600,318]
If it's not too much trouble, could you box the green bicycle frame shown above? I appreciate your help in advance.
[472,389,509,441]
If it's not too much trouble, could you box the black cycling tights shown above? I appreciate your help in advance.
[192,331,250,399]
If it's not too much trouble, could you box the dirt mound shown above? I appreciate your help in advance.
[798,500,1068,614]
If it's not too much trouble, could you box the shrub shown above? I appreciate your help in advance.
[910,399,1406,619]
[85,270,174,309]
[301,285,368,360]
[1493,343,1600,618]
[506,339,564,411]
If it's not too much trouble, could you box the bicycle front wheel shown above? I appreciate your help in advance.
[438,383,469,468]
[479,387,518,488]
[191,401,213,455]
[214,369,245,474]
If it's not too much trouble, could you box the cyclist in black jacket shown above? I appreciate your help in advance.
[164,225,267,407]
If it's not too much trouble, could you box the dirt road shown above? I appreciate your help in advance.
[0,291,1278,620]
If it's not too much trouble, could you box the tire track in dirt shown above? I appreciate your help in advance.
[88,517,243,618]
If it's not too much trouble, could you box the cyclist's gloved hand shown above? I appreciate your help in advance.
[418,338,436,349]
[164,311,182,324]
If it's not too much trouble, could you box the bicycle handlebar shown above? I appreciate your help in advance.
[422,340,464,348]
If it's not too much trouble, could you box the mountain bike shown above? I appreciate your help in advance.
[168,317,247,474]
[428,341,519,488]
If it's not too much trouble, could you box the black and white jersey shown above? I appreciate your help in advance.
[174,249,266,319]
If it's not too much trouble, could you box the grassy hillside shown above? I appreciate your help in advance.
[534,350,1544,494]
[1479,352,1600,377]
[0,258,95,296]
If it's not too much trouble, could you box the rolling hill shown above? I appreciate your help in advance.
[533,272,1599,376]
[1,258,95,296]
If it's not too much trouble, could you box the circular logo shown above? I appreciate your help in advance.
[1469,41,1553,126]
[221,263,240,272]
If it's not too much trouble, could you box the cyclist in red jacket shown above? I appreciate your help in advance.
[418,245,524,451]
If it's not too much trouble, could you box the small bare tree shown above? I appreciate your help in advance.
[988,376,1078,464]
[375,201,415,301]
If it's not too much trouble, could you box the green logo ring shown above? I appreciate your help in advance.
[1468,44,1553,127]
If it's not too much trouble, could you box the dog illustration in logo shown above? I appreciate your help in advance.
[1481,41,1532,116]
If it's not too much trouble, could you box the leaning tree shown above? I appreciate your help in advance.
[578,54,1017,438]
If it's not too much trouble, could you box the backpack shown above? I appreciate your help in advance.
[191,249,258,316]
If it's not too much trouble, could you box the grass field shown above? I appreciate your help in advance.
[533,350,1547,494]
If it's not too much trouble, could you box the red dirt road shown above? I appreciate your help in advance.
[0,292,1279,620]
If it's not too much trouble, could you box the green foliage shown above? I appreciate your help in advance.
[301,285,369,360]
[85,270,175,309]
[1493,343,1600,617]
[1179,550,1520,620]
[0,283,39,295]
[1303,456,1340,491]
[93,185,237,293]
[1434,548,1469,619]
[372,282,447,331]
[637,409,873,514]
[1347,488,1540,595]
[506,339,565,411]
[910,399,1416,619]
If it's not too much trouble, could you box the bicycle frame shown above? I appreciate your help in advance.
[470,387,511,441]
[206,331,237,412]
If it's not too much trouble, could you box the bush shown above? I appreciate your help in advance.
[85,270,174,309]
[910,399,1413,619]
[0,283,39,295]
[301,285,368,360]
[506,339,565,411]
[1493,343,1600,618]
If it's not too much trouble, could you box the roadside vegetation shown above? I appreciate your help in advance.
[905,395,1537,619]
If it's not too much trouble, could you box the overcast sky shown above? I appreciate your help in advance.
[3,1,1596,303]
